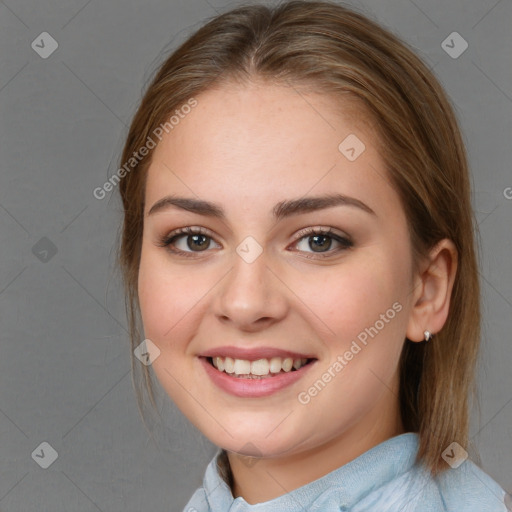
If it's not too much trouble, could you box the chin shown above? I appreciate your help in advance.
[210,430,306,460]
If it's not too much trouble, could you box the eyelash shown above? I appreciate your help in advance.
[156,226,353,260]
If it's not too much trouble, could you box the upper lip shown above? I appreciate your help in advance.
[199,346,316,361]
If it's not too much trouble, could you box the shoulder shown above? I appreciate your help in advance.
[352,457,509,512]
[181,449,233,512]
[182,488,208,512]
[433,458,509,512]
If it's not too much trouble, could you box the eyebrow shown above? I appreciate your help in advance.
[147,193,376,220]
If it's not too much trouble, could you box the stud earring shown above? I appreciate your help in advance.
[423,330,434,342]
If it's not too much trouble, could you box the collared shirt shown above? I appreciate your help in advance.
[183,433,509,511]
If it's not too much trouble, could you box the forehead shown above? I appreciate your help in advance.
[144,81,398,220]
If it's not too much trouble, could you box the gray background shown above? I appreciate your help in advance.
[0,0,511,510]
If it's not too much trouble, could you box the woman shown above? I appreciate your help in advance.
[117,1,509,510]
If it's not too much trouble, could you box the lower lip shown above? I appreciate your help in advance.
[199,357,317,398]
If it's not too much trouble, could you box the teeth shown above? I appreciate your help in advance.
[211,356,309,376]
[224,357,235,373]
[214,356,224,372]
[251,359,270,375]
[269,357,282,374]
[234,359,251,375]
[282,358,293,372]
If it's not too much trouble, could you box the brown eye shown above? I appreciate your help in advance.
[185,233,211,251]
[293,227,353,258]
[308,234,333,252]
[157,226,221,256]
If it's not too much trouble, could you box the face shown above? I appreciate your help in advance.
[138,81,416,459]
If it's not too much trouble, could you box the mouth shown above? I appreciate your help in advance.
[203,355,317,379]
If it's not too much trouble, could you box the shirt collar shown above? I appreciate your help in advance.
[201,432,420,511]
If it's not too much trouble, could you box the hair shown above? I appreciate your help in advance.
[117,0,481,476]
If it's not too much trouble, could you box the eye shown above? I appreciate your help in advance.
[291,227,353,259]
[157,226,220,257]
[157,226,353,259]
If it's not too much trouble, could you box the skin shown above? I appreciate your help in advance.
[137,80,457,504]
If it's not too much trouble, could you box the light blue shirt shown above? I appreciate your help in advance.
[183,433,509,511]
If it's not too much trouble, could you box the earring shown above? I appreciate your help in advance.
[423,330,434,342]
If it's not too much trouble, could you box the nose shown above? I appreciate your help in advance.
[212,245,289,332]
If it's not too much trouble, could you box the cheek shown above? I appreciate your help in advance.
[296,260,407,420]
[138,259,172,340]
[299,251,409,396]
[137,247,193,345]
[303,258,401,340]
[137,248,199,403]
[137,244,221,352]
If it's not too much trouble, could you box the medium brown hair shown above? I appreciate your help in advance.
[117,0,481,475]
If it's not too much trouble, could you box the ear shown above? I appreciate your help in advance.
[406,239,458,343]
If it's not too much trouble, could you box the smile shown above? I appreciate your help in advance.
[199,356,317,397]
[209,356,312,378]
